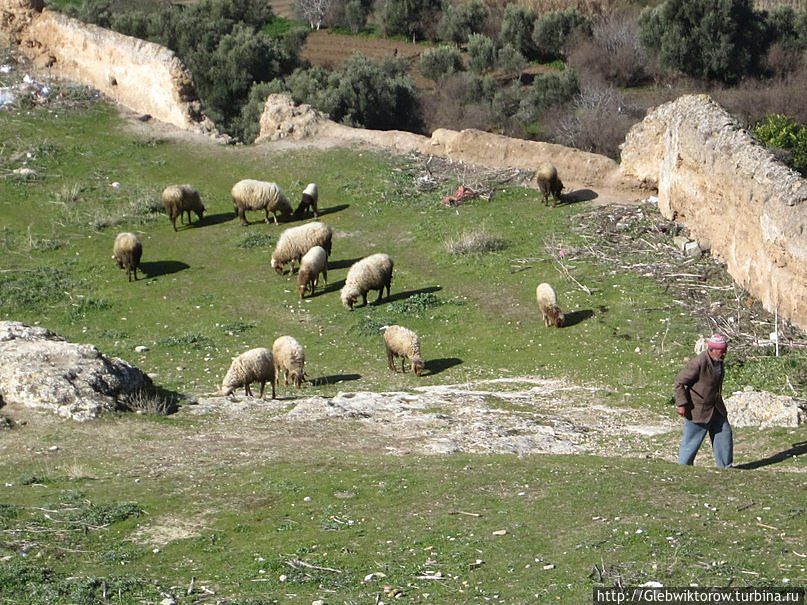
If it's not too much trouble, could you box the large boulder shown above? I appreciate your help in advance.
[725,389,806,428]
[0,321,152,421]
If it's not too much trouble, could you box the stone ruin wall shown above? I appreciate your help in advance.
[0,0,215,134]
[621,94,807,332]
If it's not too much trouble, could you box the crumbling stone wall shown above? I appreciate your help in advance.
[621,94,807,332]
[1,0,216,135]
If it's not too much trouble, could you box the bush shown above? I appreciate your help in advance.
[419,46,464,83]
[437,0,488,46]
[517,70,580,125]
[638,0,767,83]
[532,9,592,62]
[444,227,506,256]
[752,114,807,176]
[499,4,537,59]
[378,0,442,41]
[496,44,527,81]
[467,33,496,73]
[343,0,371,33]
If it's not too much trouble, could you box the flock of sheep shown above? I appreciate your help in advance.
[112,164,566,399]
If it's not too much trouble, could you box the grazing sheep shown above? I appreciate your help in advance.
[382,325,424,376]
[297,245,328,298]
[113,232,142,282]
[295,183,319,218]
[536,163,563,207]
[340,253,394,310]
[221,347,276,399]
[231,179,293,226]
[271,221,333,275]
[272,335,306,389]
[161,184,205,231]
[536,282,564,327]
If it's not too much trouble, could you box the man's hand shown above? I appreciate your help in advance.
[677,405,688,417]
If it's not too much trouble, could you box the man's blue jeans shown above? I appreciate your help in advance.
[678,411,733,468]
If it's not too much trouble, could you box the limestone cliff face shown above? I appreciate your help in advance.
[621,94,807,331]
[1,0,216,135]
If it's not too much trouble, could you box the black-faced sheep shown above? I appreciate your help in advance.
[382,325,424,376]
[297,245,328,298]
[340,253,394,310]
[272,335,306,389]
[294,183,318,218]
[221,347,276,399]
[270,221,333,275]
[113,232,142,282]
[536,163,563,207]
[161,184,205,231]
[231,179,293,226]
[536,282,564,328]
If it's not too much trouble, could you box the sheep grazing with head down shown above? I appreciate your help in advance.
[536,282,564,328]
[340,253,394,310]
[231,179,293,226]
[161,184,205,231]
[272,335,306,389]
[271,221,333,275]
[382,325,424,376]
[113,232,142,282]
[221,347,276,399]
[295,183,319,218]
[297,245,328,298]
[536,163,563,207]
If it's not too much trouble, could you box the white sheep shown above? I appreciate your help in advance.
[295,182,319,218]
[297,245,328,298]
[536,163,563,207]
[340,253,394,310]
[536,282,564,327]
[272,335,306,389]
[113,232,142,282]
[382,325,425,376]
[161,184,205,231]
[270,221,333,275]
[231,179,293,226]
[221,347,276,398]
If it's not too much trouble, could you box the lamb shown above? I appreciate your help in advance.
[113,232,142,282]
[297,245,328,298]
[270,221,333,275]
[536,163,563,207]
[231,179,293,226]
[340,253,394,310]
[294,183,319,218]
[536,282,565,327]
[220,347,276,399]
[161,184,205,231]
[382,325,425,376]
[272,335,306,389]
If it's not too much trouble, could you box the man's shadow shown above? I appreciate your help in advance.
[735,440,807,470]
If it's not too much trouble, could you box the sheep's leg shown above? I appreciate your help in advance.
[284,369,290,386]
[239,209,249,226]
[321,267,327,286]
[258,381,265,399]
[171,215,178,231]
[361,293,368,307]
[387,349,396,372]
[245,383,253,397]
[401,357,407,373]
[270,379,276,399]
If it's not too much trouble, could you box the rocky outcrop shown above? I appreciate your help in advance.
[257,93,625,189]
[0,0,218,135]
[725,389,806,428]
[0,321,152,421]
[621,94,807,331]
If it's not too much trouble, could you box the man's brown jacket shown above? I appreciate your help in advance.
[673,351,726,423]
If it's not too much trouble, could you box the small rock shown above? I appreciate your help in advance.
[312,600,326,605]
[279,574,287,582]
[542,563,555,570]
[160,598,176,605]
[492,529,507,536]
[134,345,149,353]
[48,445,59,452]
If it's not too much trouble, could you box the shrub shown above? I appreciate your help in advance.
[516,70,580,125]
[499,4,538,60]
[437,0,488,46]
[343,0,371,33]
[467,33,496,73]
[496,44,527,81]
[444,227,506,256]
[532,9,592,62]
[419,46,464,83]
[638,0,767,83]
[752,114,807,176]
[378,0,442,41]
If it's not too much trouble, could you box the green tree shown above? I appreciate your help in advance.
[638,0,766,83]
[499,4,537,59]
[532,9,592,62]
[467,33,496,73]
[516,70,579,124]
[497,43,527,80]
[344,0,369,33]
[419,46,464,82]
[379,0,443,41]
[437,0,488,46]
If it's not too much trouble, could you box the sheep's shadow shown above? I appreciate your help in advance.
[735,441,807,470]
[140,260,190,278]
[557,189,598,205]
[198,212,234,227]
[327,257,365,270]
[295,204,350,220]
[423,357,463,376]
[309,373,362,386]
[380,286,443,305]
[315,279,346,296]
[562,309,595,327]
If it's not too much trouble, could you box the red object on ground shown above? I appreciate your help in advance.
[442,185,477,206]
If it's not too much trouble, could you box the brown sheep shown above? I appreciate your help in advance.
[536,282,564,327]
[536,163,563,207]
[113,232,142,282]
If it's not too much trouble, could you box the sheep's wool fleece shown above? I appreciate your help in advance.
[535,283,557,307]
[272,336,305,371]
[231,180,287,210]
[384,325,421,358]
[223,348,274,389]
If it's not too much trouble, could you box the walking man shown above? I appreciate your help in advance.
[674,333,733,468]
